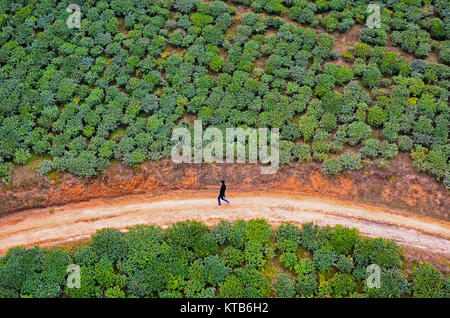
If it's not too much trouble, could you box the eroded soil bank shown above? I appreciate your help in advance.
[0,191,448,272]
[1,156,448,221]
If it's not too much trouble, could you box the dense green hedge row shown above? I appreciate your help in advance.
[0,0,448,186]
[229,0,450,61]
[0,219,448,298]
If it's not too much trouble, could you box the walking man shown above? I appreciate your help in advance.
[218,180,230,206]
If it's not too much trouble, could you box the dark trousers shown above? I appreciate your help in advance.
[218,195,229,205]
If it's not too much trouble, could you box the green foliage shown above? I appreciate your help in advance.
[338,152,362,171]
[330,225,359,255]
[174,0,195,14]
[293,258,313,275]
[222,246,244,268]
[299,223,329,251]
[313,248,337,272]
[361,139,380,159]
[362,63,382,89]
[298,115,318,141]
[275,273,296,298]
[335,255,354,274]
[0,0,446,188]
[166,221,209,250]
[276,223,300,253]
[397,136,413,152]
[218,274,244,298]
[368,106,388,127]
[280,252,297,271]
[430,18,445,40]
[212,220,246,249]
[1,219,447,298]
[91,228,128,263]
[366,269,410,298]
[0,247,70,298]
[353,237,402,270]
[202,255,231,285]
[330,273,356,297]
[246,219,272,244]
[440,41,450,64]
[360,28,387,46]
[0,161,12,183]
[190,12,213,27]
[379,142,398,160]
[296,272,318,297]
[323,157,342,175]
[210,55,225,72]
[412,263,446,298]
[347,121,372,146]
[292,144,311,163]
[353,43,371,59]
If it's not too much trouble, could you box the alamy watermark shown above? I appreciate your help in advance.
[171,120,279,174]
[366,264,381,289]
[66,264,81,289]
[367,3,381,29]
[66,4,81,29]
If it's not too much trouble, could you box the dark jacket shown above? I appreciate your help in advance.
[219,184,226,196]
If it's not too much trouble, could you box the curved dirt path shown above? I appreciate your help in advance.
[0,191,449,257]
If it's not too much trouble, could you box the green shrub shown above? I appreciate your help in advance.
[190,12,213,27]
[298,115,319,141]
[218,274,244,298]
[379,142,398,160]
[91,228,128,263]
[330,225,360,255]
[430,18,445,40]
[13,148,31,165]
[439,41,450,64]
[361,139,380,159]
[209,55,224,72]
[362,64,382,89]
[330,273,356,297]
[354,43,371,59]
[366,269,410,298]
[382,121,400,143]
[276,223,300,253]
[320,112,337,132]
[335,255,354,274]
[292,144,311,163]
[368,106,388,127]
[0,162,12,183]
[246,219,272,244]
[174,0,195,14]
[222,246,244,268]
[0,247,71,298]
[313,248,337,272]
[353,237,402,269]
[347,121,372,146]
[203,255,231,285]
[300,223,330,251]
[323,157,342,175]
[211,220,246,249]
[296,273,318,297]
[360,27,387,46]
[0,220,447,298]
[280,252,297,271]
[166,221,209,250]
[245,240,266,269]
[412,263,446,298]
[275,273,296,298]
[338,152,362,171]
[294,258,315,275]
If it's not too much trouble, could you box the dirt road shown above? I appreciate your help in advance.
[0,191,449,258]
